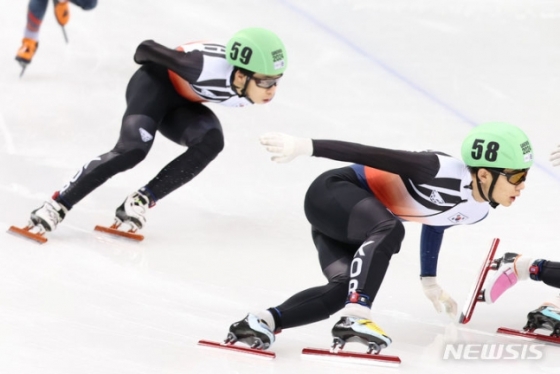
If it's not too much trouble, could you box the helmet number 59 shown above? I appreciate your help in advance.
[229,42,253,65]
[471,139,499,162]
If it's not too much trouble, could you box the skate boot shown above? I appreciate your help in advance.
[53,0,70,26]
[482,252,535,304]
[226,313,275,350]
[524,295,560,336]
[15,38,39,66]
[30,199,67,232]
[525,305,560,337]
[331,316,392,354]
[115,190,153,231]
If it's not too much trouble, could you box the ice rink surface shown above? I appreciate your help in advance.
[1,1,560,373]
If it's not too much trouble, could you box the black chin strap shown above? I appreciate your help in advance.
[474,174,500,208]
[239,76,251,97]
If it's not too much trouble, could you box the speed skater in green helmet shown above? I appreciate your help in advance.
[226,27,288,100]
[461,122,533,207]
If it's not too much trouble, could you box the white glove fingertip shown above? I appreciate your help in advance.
[440,292,458,317]
[259,135,271,143]
[261,139,279,147]
[447,302,458,317]
[266,146,282,153]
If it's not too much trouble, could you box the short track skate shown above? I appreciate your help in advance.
[497,307,560,345]
[301,337,401,367]
[459,238,500,324]
[496,327,560,345]
[94,220,144,241]
[198,332,276,359]
[7,224,48,244]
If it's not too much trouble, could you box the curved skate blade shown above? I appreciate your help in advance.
[497,327,560,345]
[459,237,500,324]
[302,347,401,367]
[94,225,144,241]
[8,225,47,244]
[197,339,276,359]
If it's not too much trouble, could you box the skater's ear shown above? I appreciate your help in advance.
[477,168,493,183]
[232,68,251,86]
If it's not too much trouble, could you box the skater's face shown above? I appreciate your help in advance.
[245,73,282,104]
[477,168,528,207]
[232,70,281,104]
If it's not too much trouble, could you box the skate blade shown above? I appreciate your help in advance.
[94,224,144,241]
[302,347,401,367]
[497,327,560,344]
[62,27,68,43]
[16,60,29,78]
[19,64,27,78]
[459,237,500,324]
[197,339,276,359]
[7,225,48,244]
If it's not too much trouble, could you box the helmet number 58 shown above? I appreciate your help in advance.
[471,139,499,162]
[229,42,253,65]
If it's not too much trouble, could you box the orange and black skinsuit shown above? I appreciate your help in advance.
[54,40,253,211]
[264,139,493,331]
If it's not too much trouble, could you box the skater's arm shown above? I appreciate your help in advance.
[133,40,202,82]
[311,140,440,184]
[419,224,450,277]
[260,134,441,183]
[420,224,457,317]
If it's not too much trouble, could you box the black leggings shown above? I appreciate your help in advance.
[57,64,224,209]
[540,261,560,288]
[269,167,405,330]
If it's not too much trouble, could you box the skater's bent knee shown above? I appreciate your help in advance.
[199,129,224,157]
[108,149,147,172]
[387,219,405,244]
[367,219,405,255]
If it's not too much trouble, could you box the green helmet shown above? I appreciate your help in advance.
[461,122,533,170]
[226,27,287,76]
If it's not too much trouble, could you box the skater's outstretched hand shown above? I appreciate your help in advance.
[551,145,560,167]
[421,277,457,319]
[259,133,313,163]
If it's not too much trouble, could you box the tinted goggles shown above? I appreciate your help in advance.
[489,168,529,186]
[252,75,282,89]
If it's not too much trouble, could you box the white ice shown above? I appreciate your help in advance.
[1,1,560,373]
